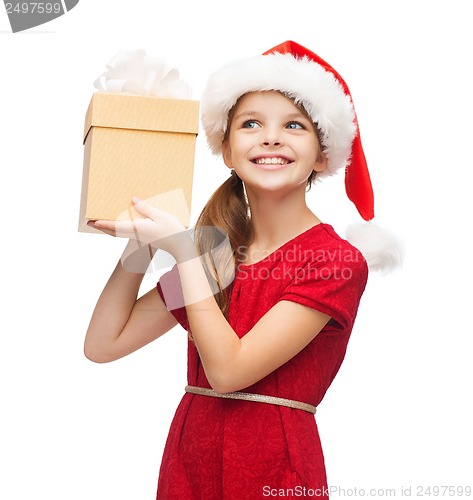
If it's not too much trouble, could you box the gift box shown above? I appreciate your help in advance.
[78,92,199,232]
[78,50,199,233]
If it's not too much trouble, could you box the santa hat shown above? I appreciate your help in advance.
[201,40,404,274]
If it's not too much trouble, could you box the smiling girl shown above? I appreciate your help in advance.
[84,41,402,499]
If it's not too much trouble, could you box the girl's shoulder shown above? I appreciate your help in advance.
[288,223,369,282]
[239,222,367,273]
[295,223,365,258]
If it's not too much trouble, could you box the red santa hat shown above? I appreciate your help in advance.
[201,40,404,274]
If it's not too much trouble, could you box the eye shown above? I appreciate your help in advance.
[242,120,260,129]
[286,121,305,130]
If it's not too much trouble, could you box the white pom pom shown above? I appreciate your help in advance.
[345,222,405,275]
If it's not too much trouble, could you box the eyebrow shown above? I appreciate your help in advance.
[233,111,259,121]
[233,111,310,121]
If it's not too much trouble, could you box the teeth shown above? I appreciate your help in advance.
[255,157,288,165]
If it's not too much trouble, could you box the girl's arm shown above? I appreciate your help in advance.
[92,201,330,391]
[84,239,178,363]
[177,249,330,393]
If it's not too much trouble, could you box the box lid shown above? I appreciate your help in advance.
[83,93,200,143]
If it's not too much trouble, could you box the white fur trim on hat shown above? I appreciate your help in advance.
[201,52,357,178]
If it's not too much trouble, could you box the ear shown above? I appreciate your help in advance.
[221,141,233,170]
[313,151,328,173]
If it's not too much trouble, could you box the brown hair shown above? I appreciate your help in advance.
[194,169,252,317]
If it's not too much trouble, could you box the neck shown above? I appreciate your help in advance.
[245,185,321,254]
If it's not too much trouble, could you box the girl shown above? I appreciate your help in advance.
[84,41,401,499]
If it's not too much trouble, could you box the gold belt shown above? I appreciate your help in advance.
[185,385,317,414]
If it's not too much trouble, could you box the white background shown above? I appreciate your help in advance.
[1,1,472,499]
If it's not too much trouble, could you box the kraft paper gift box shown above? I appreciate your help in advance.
[78,92,199,233]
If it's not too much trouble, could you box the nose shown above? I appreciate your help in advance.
[263,139,281,146]
[263,129,281,146]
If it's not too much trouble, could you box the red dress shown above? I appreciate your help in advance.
[156,223,368,499]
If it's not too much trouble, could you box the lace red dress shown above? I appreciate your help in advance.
[156,223,368,499]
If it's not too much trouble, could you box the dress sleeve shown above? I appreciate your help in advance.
[279,247,368,331]
[156,265,189,331]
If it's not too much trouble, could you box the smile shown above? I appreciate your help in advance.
[250,156,294,169]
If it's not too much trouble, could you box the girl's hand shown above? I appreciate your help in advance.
[87,197,191,259]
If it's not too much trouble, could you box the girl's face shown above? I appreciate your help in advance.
[222,91,326,195]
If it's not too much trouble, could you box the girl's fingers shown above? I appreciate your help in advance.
[114,220,142,240]
[131,196,167,221]
[88,219,146,240]
[88,220,109,230]
[131,196,151,215]
[87,203,186,248]
[88,220,119,237]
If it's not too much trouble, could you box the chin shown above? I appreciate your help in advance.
[249,179,307,196]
